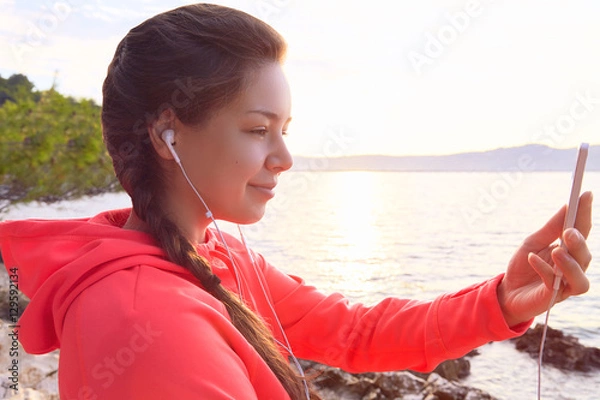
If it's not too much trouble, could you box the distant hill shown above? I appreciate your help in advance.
[292,144,600,172]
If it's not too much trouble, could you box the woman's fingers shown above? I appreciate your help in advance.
[556,191,592,297]
[574,191,593,238]
[523,204,566,250]
[551,245,590,296]
[523,191,593,251]
[528,252,557,290]
[563,228,593,272]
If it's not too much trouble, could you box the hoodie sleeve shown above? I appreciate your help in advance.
[258,255,531,373]
[58,266,290,400]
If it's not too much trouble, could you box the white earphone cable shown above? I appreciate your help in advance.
[537,282,561,400]
[167,131,308,398]
[173,157,245,300]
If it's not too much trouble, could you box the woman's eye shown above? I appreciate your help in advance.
[250,128,268,135]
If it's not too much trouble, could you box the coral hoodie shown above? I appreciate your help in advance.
[0,208,530,399]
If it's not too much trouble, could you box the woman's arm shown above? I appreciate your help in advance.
[259,256,528,373]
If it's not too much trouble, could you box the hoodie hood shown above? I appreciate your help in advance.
[0,208,209,354]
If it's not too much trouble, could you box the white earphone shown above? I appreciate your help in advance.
[161,129,180,164]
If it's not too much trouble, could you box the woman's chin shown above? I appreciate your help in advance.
[224,208,266,226]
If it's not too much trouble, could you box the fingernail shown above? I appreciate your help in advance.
[566,229,582,242]
[554,247,569,262]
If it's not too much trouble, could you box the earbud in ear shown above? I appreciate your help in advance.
[161,129,174,145]
[161,129,180,164]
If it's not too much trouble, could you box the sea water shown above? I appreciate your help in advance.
[3,171,599,399]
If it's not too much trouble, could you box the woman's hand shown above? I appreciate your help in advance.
[497,191,593,327]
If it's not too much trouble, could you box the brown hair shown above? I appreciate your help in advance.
[101,4,319,399]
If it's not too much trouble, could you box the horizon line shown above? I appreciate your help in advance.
[291,143,599,159]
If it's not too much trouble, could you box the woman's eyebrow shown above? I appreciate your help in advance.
[246,109,292,123]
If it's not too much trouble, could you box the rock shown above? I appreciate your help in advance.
[511,323,600,372]
[411,356,473,382]
[433,358,471,381]
[422,373,497,400]
[0,266,29,322]
[299,360,498,400]
[6,388,59,400]
[0,320,59,400]
[0,264,58,400]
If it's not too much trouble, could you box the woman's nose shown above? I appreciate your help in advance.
[266,135,293,173]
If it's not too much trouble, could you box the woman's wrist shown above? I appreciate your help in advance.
[496,277,524,328]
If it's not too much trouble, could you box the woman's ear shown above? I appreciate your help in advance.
[147,109,178,162]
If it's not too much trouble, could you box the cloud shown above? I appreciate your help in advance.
[2,30,121,102]
[78,1,158,23]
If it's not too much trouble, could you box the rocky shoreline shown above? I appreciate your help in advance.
[511,323,600,372]
[299,356,497,400]
[1,264,599,399]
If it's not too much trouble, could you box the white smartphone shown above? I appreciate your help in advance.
[562,143,589,233]
[554,143,589,287]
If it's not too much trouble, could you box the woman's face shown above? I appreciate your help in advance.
[171,63,293,225]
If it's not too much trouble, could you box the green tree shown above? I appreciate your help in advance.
[0,74,38,105]
[0,74,120,213]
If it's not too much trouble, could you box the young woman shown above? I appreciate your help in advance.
[0,4,593,400]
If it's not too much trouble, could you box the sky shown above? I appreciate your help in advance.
[1,0,599,157]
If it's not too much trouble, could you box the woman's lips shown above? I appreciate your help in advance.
[249,184,276,199]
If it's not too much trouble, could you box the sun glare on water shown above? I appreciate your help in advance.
[317,172,387,291]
